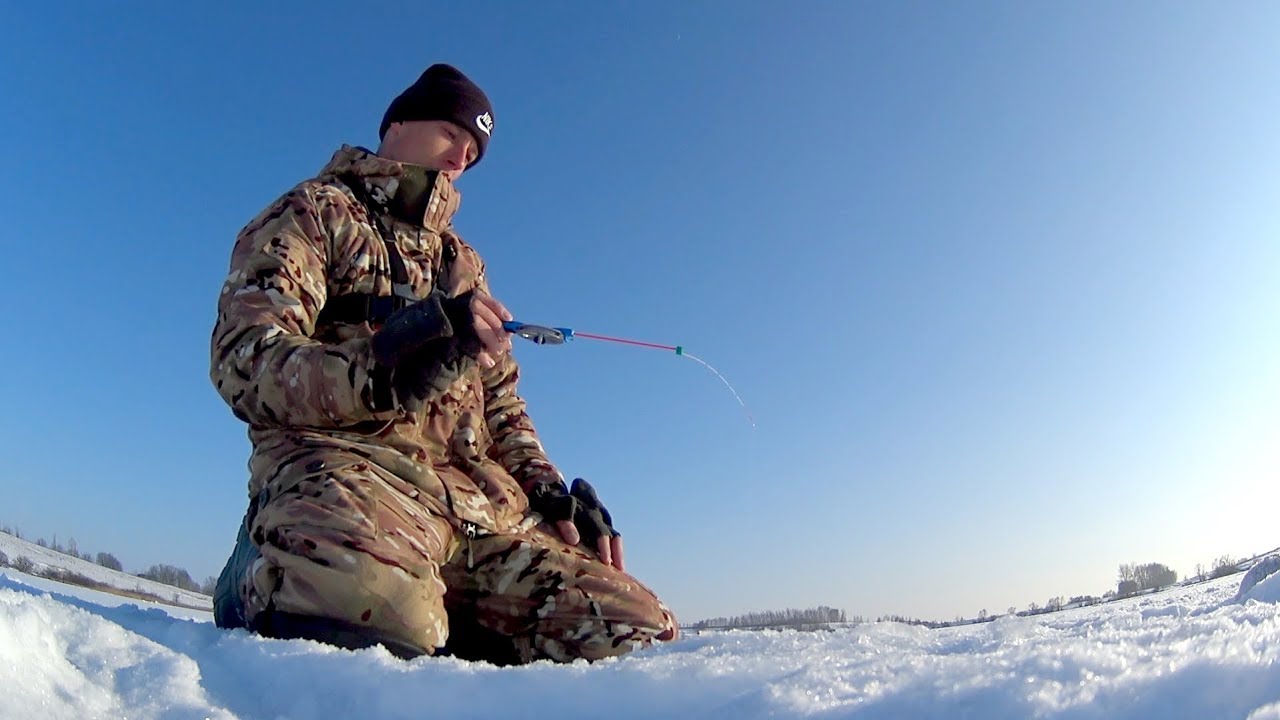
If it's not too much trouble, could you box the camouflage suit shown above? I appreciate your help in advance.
[210,145,677,661]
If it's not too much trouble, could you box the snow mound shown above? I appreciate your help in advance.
[1250,703,1280,720]
[1237,555,1280,603]
[0,586,233,720]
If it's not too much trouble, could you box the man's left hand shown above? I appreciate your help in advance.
[527,477,625,572]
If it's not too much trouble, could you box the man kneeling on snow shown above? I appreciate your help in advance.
[208,64,677,663]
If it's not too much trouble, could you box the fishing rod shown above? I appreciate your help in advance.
[502,320,754,427]
[502,321,681,353]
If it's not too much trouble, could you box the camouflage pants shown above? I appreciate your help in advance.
[217,456,677,663]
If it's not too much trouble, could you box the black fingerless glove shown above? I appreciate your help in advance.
[370,290,482,412]
[371,290,469,366]
[527,477,620,547]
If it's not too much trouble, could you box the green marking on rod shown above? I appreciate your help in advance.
[675,346,684,356]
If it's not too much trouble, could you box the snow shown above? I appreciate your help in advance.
[3,560,1280,719]
[1239,555,1280,603]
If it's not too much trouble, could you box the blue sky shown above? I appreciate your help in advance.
[1,3,1277,622]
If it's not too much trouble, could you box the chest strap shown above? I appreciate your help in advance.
[316,174,416,327]
[315,293,406,327]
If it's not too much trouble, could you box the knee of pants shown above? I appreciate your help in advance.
[589,592,679,655]
[524,569,680,662]
[533,599,677,663]
[246,473,456,653]
[248,528,452,653]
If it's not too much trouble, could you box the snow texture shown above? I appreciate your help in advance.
[3,562,1280,719]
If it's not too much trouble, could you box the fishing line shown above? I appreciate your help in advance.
[503,320,755,427]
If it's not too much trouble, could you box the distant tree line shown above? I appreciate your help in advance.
[0,550,208,609]
[875,614,944,628]
[689,606,852,631]
[875,551,1262,630]
[0,524,216,595]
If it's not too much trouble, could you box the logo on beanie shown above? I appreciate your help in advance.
[475,112,494,137]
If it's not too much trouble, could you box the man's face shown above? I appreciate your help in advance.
[378,120,478,182]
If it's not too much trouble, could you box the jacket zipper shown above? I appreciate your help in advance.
[462,522,478,569]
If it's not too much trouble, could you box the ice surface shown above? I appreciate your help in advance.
[3,565,1280,719]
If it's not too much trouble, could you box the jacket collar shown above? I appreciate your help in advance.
[317,144,461,232]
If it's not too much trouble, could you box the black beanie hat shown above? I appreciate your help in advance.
[379,64,495,167]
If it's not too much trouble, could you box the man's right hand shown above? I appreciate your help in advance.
[370,289,515,412]
[466,290,513,369]
[371,290,459,368]
[371,288,512,371]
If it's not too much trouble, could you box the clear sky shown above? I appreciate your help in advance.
[1,3,1277,623]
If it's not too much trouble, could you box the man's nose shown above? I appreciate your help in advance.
[448,143,470,170]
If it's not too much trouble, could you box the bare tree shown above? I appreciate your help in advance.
[95,552,124,572]
[1117,562,1177,594]
[138,564,200,592]
[1139,563,1177,590]
[1212,555,1240,578]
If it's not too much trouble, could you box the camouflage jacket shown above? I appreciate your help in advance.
[210,145,559,534]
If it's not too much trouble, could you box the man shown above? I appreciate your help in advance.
[209,64,677,663]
